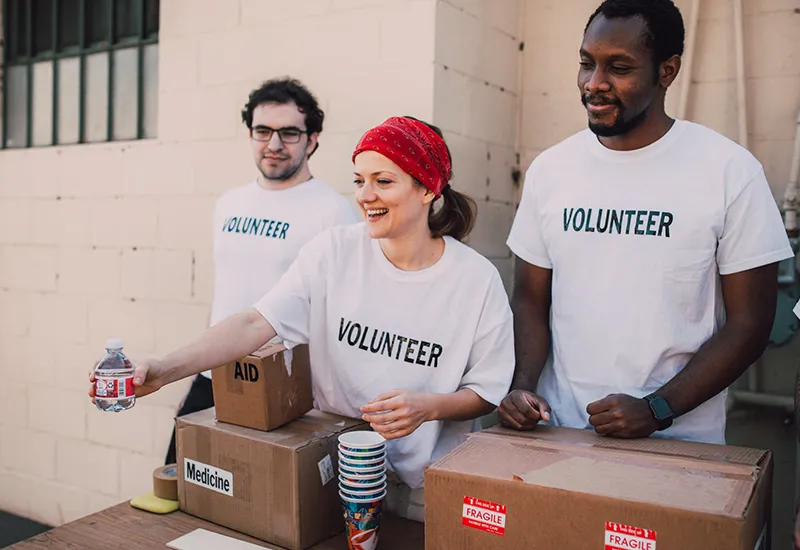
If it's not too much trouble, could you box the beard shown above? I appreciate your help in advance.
[582,94,650,137]
[258,154,305,182]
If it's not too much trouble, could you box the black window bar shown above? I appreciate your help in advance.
[1,0,159,149]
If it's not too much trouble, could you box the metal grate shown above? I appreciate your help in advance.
[1,0,159,148]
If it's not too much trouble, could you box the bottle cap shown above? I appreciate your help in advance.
[105,338,124,350]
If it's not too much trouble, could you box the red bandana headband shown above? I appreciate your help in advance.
[352,117,452,197]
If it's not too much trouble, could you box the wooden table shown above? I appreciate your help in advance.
[7,502,425,550]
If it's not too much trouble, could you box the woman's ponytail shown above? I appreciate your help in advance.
[428,185,476,241]
[402,116,478,241]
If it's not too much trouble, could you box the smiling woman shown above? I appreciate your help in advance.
[89,115,514,524]
[352,117,476,250]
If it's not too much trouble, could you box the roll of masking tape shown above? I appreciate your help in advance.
[153,464,178,501]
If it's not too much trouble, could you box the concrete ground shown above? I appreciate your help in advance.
[1,408,797,549]
[0,511,49,548]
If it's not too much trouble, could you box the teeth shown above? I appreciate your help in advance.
[367,209,388,216]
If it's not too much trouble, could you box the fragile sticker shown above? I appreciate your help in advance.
[462,496,506,536]
[605,522,656,550]
[318,455,334,486]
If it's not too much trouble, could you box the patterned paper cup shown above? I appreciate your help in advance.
[339,482,388,501]
[338,448,386,461]
[338,453,386,470]
[339,465,387,480]
[339,474,387,489]
[339,463,385,476]
[338,431,386,454]
[339,462,386,475]
[338,445,386,459]
[340,491,386,550]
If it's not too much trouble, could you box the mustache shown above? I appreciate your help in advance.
[582,94,622,107]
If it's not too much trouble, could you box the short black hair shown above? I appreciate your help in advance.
[585,0,685,66]
[240,77,324,135]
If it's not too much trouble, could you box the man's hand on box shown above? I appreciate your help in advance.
[586,393,660,438]
[360,390,434,440]
[88,357,165,403]
[497,390,551,430]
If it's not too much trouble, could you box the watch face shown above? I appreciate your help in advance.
[651,398,672,420]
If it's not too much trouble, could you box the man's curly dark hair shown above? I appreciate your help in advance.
[241,77,324,156]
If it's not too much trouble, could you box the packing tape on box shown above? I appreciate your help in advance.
[153,464,179,501]
[284,347,293,377]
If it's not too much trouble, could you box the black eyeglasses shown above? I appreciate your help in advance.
[250,126,308,144]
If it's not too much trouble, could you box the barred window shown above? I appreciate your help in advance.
[2,0,159,148]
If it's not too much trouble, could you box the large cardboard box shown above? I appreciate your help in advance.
[176,408,367,550]
[211,342,313,431]
[425,426,772,550]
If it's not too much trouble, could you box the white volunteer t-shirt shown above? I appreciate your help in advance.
[202,178,359,378]
[254,223,514,488]
[507,120,793,444]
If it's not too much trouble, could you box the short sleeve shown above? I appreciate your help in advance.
[458,271,514,406]
[717,168,793,275]
[253,231,330,344]
[211,195,224,244]
[506,160,553,268]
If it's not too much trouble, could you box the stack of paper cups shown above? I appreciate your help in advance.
[338,431,387,550]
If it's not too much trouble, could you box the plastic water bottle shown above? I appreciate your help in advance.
[94,338,136,412]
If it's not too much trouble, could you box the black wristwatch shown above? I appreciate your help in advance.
[643,393,674,430]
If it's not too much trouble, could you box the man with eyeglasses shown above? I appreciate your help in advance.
[164,77,358,464]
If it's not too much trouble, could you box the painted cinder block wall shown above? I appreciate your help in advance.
[1,0,798,526]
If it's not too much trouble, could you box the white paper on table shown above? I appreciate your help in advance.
[166,528,280,550]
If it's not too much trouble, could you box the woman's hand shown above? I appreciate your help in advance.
[88,309,277,405]
[88,357,166,403]
[360,390,437,440]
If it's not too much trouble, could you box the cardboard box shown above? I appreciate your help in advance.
[425,426,772,550]
[176,408,368,550]
[212,342,313,431]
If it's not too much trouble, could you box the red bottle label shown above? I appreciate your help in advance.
[95,376,134,399]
